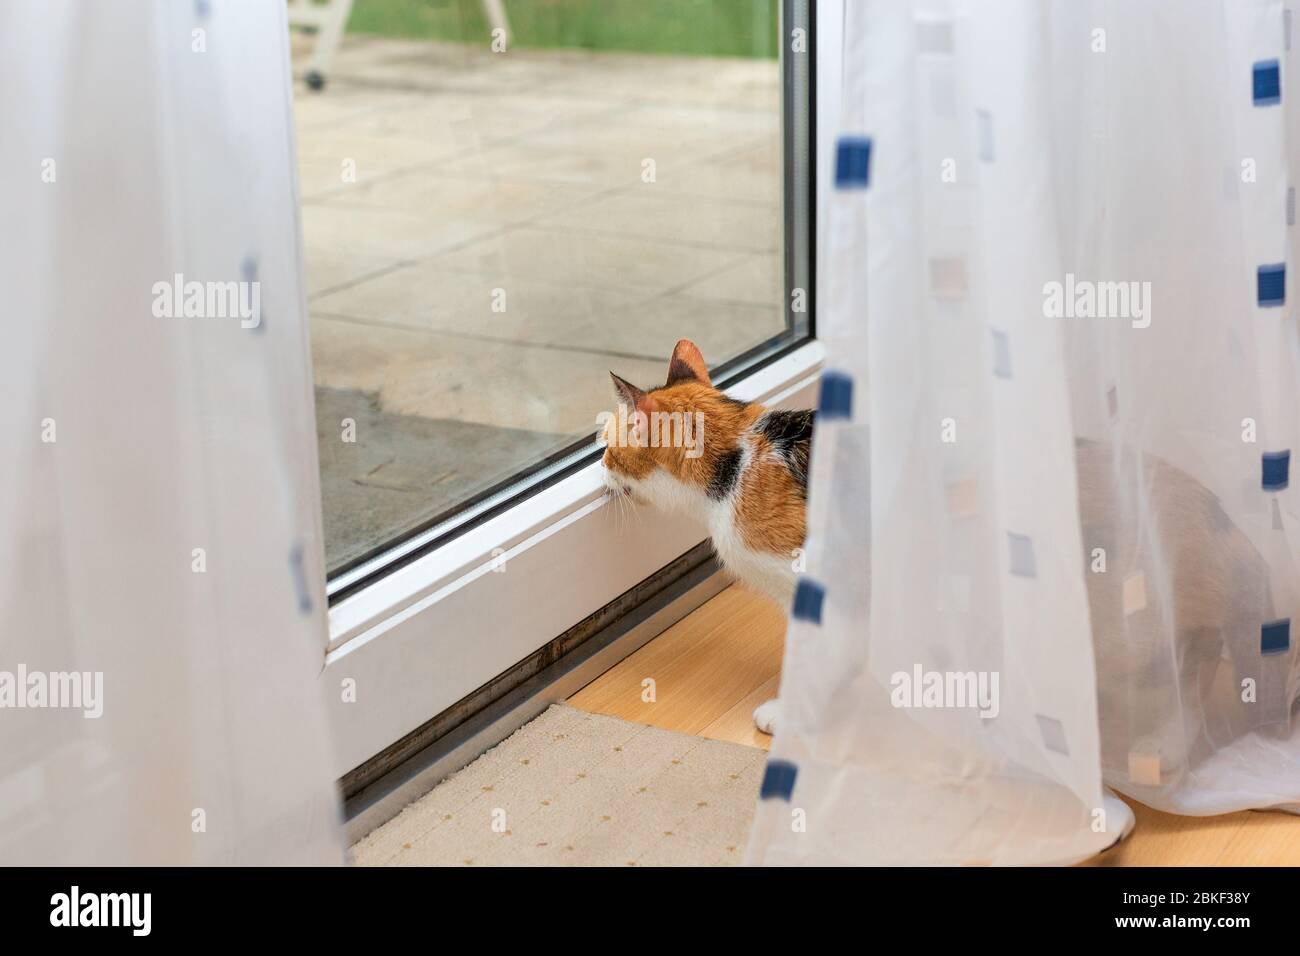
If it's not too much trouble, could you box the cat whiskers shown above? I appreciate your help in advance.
[611,485,630,533]
[605,483,640,534]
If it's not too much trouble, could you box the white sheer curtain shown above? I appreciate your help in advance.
[750,0,1300,865]
[0,1,342,864]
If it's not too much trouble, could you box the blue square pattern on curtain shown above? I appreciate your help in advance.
[1254,58,1282,105]
[1262,450,1290,490]
[835,136,872,188]
[792,578,825,624]
[1257,263,1286,306]
[1262,619,1291,655]
[760,760,799,801]
[817,370,854,419]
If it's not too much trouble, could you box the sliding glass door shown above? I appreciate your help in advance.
[289,0,817,781]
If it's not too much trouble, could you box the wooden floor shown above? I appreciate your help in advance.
[568,583,1300,866]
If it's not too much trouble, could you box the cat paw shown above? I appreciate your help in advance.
[753,698,782,735]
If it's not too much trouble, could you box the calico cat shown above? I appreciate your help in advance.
[601,339,812,734]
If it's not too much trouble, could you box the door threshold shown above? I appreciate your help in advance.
[342,553,731,845]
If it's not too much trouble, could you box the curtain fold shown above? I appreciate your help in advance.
[0,1,341,864]
[750,0,1300,865]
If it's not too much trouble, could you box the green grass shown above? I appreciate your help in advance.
[345,0,778,59]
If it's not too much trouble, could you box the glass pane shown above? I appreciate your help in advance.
[291,0,801,577]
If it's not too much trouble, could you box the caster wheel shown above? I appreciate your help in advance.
[306,71,326,92]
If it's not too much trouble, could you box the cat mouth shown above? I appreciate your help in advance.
[600,465,633,499]
[604,482,633,499]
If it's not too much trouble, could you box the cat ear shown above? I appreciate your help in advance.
[610,372,652,412]
[666,338,710,386]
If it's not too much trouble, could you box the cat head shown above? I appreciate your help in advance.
[601,339,755,508]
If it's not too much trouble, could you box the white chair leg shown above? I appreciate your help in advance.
[481,0,510,45]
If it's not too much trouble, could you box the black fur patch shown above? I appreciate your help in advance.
[666,358,702,385]
[708,447,744,501]
[757,409,815,495]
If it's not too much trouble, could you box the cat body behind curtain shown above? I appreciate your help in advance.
[601,341,1273,766]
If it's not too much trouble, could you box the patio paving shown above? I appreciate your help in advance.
[292,35,784,572]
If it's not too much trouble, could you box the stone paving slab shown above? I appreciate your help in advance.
[313,266,780,367]
[536,190,778,252]
[425,226,747,295]
[310,315,667,435]
[315,387,570,572]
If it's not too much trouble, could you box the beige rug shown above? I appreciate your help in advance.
[351,705,766,866]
